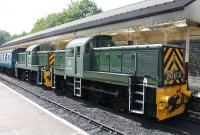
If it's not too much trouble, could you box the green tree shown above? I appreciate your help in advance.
[0,30,11,45]
[31,18,47,33]
[68,0,102,20]
[10,31,28,40]
[31,0,102,33]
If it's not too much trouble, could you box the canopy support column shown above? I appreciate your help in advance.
[185,27,191,89]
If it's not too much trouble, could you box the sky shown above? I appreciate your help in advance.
[0,0,143,35]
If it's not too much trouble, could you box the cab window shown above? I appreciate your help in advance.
[67,48,74,57]
[77,47,80,57]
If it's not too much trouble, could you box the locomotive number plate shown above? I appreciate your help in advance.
[165,70,183,81]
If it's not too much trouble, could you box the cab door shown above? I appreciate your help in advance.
[66,48,75,75]
[26,51,32,67]
[75,47,81,75]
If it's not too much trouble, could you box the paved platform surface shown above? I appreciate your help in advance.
[0,82,88,135]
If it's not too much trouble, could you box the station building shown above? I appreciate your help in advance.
[1,0,200,76]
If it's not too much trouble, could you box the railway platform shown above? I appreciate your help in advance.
[0,82,88,135]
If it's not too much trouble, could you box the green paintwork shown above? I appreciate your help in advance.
[54,52,60,67]
[110,51,121,73]
[17,53,25,65]
[84,71,130,86]
[122,51,136,74]
[91,51,100,71]
[88,46,161,86]
[16,43,54,71]
[37,52,49,66]
[62,36,166,86]
[16,63,40,71]
[53,51,66,76]
[15,35,184,87]
[100,50,110,72]
[65,45,84,77]
[54,51,66,68]
[65,48,75,75]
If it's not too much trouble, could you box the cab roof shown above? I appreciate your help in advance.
[26,44,40,51]
[67,35,112,48]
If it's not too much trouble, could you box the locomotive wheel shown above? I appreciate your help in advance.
[64,85,73,96]
[112,99,128,112]
[88,92,100,104]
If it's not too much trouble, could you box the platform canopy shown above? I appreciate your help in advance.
[1,0,200,50]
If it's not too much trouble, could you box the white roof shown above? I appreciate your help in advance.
[26,44,39,51]
[1,0,197,48]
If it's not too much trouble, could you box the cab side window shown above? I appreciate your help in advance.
[67,48,74,57]
[77,47,80,57]
[85,41,94,53]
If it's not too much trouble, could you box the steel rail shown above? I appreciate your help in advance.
[0,75,127,135]
[0,74,193,135]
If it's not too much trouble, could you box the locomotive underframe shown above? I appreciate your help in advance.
[61,75,158,117]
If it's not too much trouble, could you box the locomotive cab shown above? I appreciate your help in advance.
[16,43,54,86]
[65,35,114,78]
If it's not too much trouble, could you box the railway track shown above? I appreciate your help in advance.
[186,90,200,124]
[186,110,200,123]
[0,75,126,135]
[0,74,198,135]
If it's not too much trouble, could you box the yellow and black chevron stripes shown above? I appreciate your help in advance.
[49,52,55,65]
[164,47,184,85]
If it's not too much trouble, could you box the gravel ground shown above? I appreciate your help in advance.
[1,75,199,135]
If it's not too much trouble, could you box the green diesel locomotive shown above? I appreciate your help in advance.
[16,35,191,121]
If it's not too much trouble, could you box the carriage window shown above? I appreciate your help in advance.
[67,48,74,57]
[5,54,7,62]
[8,54,10,61]
[9,54,11,61]
[77,47,80,57]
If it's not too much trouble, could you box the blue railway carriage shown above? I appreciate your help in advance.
[0,48,25,74]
